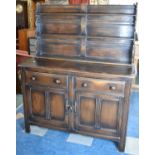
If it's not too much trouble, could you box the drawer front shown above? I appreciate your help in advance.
[76,77,125,95]
[25,71,68,89]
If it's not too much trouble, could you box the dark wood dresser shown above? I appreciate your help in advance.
[20,4,137,151]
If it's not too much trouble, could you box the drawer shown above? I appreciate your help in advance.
[25,71,68,89]
[76,77,125,95]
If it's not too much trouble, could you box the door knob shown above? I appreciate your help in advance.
[55,79,61,84]
[31,76,36,81]
[109,85,116,90]
[82,82,88,88]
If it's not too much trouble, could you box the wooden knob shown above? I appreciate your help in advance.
[31,76,36,81]
[55,79,61,84]
[109,85,116,90]
[82,82,88,88]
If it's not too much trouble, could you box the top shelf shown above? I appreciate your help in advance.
[36,4,137,15]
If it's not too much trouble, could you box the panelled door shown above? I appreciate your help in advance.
[26,85,69,129]
[74,92,123,136]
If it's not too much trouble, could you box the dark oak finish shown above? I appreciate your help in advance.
[36,4,136,14]
[20,4,137,152]
[25,70,68,89]
[75,77,125,96]
[75,92,123,136]
[37,36,133,63]
[20,57,135,151]
[25,78,69,129]
[21,57,135,77]
[36,4,137,64]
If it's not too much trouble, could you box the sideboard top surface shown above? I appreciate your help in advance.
[20,58,135,78]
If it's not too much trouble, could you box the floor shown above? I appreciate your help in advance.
[16,94,23,108]
[16,91,139,155]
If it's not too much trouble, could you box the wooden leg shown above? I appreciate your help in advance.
[118,139,125,152]
[25,122,30,133]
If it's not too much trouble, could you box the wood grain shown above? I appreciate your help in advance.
[50,93,65,120]
[31,90,45,117]
[80,97,96,126]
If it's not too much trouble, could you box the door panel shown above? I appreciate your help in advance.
[80,97,96,126]
[30,88,45,118]
[75,93,96,130]
[48,90,69,129]
[49,93,65,121]
[100,99,118,129]
[99,97,123,135]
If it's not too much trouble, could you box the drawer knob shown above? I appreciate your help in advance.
[31,76,36,81]
[55,79,61,84]
[82,82,88,88]
[109,85,116,90]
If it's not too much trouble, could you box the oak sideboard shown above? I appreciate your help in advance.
[20,4,137,151]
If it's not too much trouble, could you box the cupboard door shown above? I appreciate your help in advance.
[27,85,69,129]
[75,92,123,136]
[48,90,69,129]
